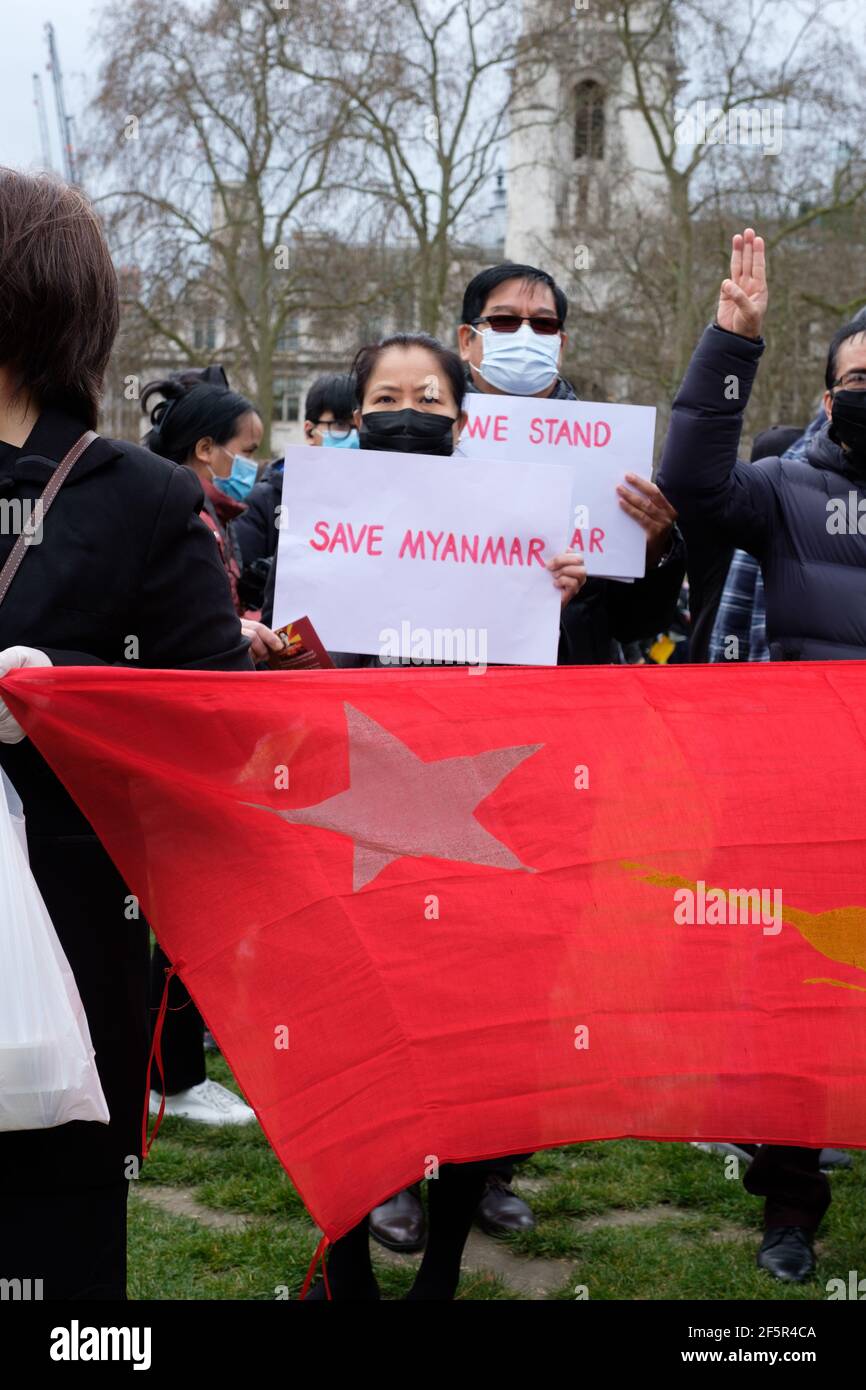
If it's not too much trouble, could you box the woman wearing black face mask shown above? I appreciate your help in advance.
[304,336,586,1300]
[354,333,465,456]
[354,332,585,594]
[258,335,586,634]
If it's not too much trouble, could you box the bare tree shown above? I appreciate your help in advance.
[278,0,568,337]
[86,0,369,449]
[517,0,866,438]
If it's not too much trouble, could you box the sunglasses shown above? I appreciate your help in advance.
[473,314,562,337]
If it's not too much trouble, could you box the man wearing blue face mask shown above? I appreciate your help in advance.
[303,371,360,451]
[441,263,686,1245]
[458,263,574,401]
[456,266,684,662]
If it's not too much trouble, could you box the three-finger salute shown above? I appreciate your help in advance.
[716,227,767,341]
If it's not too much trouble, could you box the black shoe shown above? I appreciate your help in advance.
[819,1148,852,1172]
[475,1174,536,1237]
[302,1276,380,1301]
[369,1185,427,1253]
[757,1226,816,1283]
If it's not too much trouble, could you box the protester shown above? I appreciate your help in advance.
[235,373,356,612]
[0,169,254,1299]
[705,305,866,665]
[457,264,685,665]
[704,424,803,664]
[368,263,682,1244]
[658,226,866,1280]
[302,331,585,1299]
[142,377,261,607]
[303,371,358,449]
[141,376,281,1124]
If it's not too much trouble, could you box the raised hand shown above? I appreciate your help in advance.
[716,228,767,340]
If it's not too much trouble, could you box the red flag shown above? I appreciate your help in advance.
[3,662,866,1239]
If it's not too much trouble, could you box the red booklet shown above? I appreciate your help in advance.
[266,616,334,670]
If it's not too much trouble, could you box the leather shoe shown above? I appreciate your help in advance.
[369,1184,427,1252]
[475,1175,536,1237]
[757,1226,815,1283]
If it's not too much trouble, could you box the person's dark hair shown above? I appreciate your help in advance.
[304,372,356,423]
[460,262,568,329]
[750,424,803,463]
[0,169,119,428]
[825,318,866,390]
[141,377,255,464]
[174,364,230,390]
[352,333,466,412]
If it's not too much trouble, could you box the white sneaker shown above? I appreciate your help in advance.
[148,1078,257,1126]
[691,1140,755,1163]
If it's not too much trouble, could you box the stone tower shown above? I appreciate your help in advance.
[505,1,671,302]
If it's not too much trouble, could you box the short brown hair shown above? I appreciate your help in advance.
[0,170,119,428]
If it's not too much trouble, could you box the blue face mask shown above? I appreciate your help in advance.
[474,321,561,396]
[322,428,359,449]
[212,453,258,502]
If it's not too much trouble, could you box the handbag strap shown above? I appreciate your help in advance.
[0,429,98,610]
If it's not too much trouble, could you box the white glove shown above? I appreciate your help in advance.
[0,646,53,744]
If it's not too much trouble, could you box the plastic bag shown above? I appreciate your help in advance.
[0,769,109,1131]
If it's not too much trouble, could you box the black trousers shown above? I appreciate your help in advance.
[486,1153,533,1182]
[149,943,206,1094]
[743,1145,831,1231]
[0,1181,129,1300]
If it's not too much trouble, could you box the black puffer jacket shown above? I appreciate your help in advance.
[659,324,866,660]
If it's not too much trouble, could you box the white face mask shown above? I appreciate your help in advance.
[473,321,561,395]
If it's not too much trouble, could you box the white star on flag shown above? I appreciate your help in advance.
[245,703,540,889]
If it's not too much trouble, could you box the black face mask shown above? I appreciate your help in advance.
[830,390,866,467]
[359,408,456,456]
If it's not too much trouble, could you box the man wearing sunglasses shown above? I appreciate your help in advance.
[369,265,682,1252]
[456,265,680,585]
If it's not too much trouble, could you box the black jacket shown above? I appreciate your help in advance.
[233,459,284,569]
[658,324,866,660]
[0,407,252,1192]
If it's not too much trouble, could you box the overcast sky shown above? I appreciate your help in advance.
[0,1,99,170]
[1,0,859,174]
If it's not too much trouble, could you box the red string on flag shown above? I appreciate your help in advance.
[300,1235,332,1300]
[141,958,186,1158]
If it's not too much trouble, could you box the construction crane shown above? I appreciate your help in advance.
[32,73,54,171]
[45,22,78,185]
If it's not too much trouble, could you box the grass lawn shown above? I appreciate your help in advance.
[128,1054,865,1301]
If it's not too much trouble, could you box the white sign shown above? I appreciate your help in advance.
[459,394,657,579]
[271,446,574,666]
